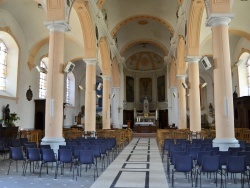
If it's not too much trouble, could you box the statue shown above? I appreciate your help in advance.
[143,97,149,115]
[233,86,238,99]
[4,104,10,122]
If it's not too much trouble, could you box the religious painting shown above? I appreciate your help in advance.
[157,76,165,102]
[126,76,134,102]
[139,78,152,102]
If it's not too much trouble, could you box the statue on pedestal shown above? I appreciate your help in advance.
[143,97,149,117]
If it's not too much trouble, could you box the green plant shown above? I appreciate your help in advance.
[0,113,20,127]
[96,114,102,122]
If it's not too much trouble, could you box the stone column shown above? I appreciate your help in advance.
[207,14,238,150]
[41,21,70,150]
[170,86,178,126]
[102,75,111,129]
[111,87,120,128]
[176,75,187,129]
[84,59,97,135]
[186,56,201,132]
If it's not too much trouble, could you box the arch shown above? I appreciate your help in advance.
[121,39,168,56]
[0,27,20,100]
[187,0,205,56]
[111,57,120,87]
[111,14,174,37]
[97,0,106,10]
[99,37,111,75]
[176,36,187,75]
[73,1,96,59]
[27,37,49,70]
[229,29,250,42]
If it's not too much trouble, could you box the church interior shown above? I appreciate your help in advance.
[0,0,250,187]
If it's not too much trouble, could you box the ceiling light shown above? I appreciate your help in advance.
[79,85,83,90]
[182,82,188,89]
[201,83,207,88]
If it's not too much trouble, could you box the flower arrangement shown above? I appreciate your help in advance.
[0,113,20,127]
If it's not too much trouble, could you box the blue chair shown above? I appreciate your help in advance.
[167,151,186,183]
[206,147,219,155]
[225,155,246,188]
[39,148,57,178]
[90,145,102,174]
[162,139,175,161]
[228,147,241,156]
[239,141,246,151]
[56,149,77,180]
[72,145,85,160]
[7,147,26,175]
[196,155,220,188]
[187,147,201,163]
[78,150,97,180]
[0,140,9,160]
[40,144,51,149]
[24,148,41,175]
[238,151,250,166]
[11,139,20,147]
[19,138,28,147]
[171,155,194,187]
[218,151,231,168]
[196,151,212,168]
[59,145,71,149]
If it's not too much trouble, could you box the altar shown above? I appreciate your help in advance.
[134,121,157,133]
[133,97,158,133]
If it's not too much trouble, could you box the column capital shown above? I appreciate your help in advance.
[206,13,234,27]
[102,75,111,80]
[186,56,202,64]
[176,74,186,80]
[44,20,71,32]
[83,58,98,65]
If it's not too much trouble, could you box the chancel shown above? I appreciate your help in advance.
[134,96,157,133]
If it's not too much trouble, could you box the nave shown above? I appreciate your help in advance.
[0,137,248,188]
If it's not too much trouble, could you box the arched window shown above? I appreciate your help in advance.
[0,40,7,91]
[39,57,48,99]
[237,52,250,97]
[247,57,250,95]
[0,31,19,99]
[66,75,70,103]
[65,72,75,106]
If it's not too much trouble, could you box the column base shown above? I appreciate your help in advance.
[84,131,96,138]
[41,137,66,151]
[213,138,239,151]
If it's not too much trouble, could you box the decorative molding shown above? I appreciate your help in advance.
[111,15,174,37]
[44,20,70,32]
[206,13,234,27]
[83,58,97,65]
[186,56,201,64]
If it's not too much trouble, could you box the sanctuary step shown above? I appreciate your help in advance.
[133,132,157,138]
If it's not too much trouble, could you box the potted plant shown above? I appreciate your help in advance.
[0,113,20,127]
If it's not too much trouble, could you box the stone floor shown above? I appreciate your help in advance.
[0,137,249,188]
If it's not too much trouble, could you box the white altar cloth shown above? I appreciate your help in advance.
[135,122,155,126]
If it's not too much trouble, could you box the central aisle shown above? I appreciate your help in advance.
[90,138,169,188]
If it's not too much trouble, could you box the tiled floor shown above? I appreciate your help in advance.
[91,138,168,188]
[0,138,249,188]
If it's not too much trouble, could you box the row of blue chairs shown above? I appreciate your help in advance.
[7,146,100,181]
[167,145,250,187]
